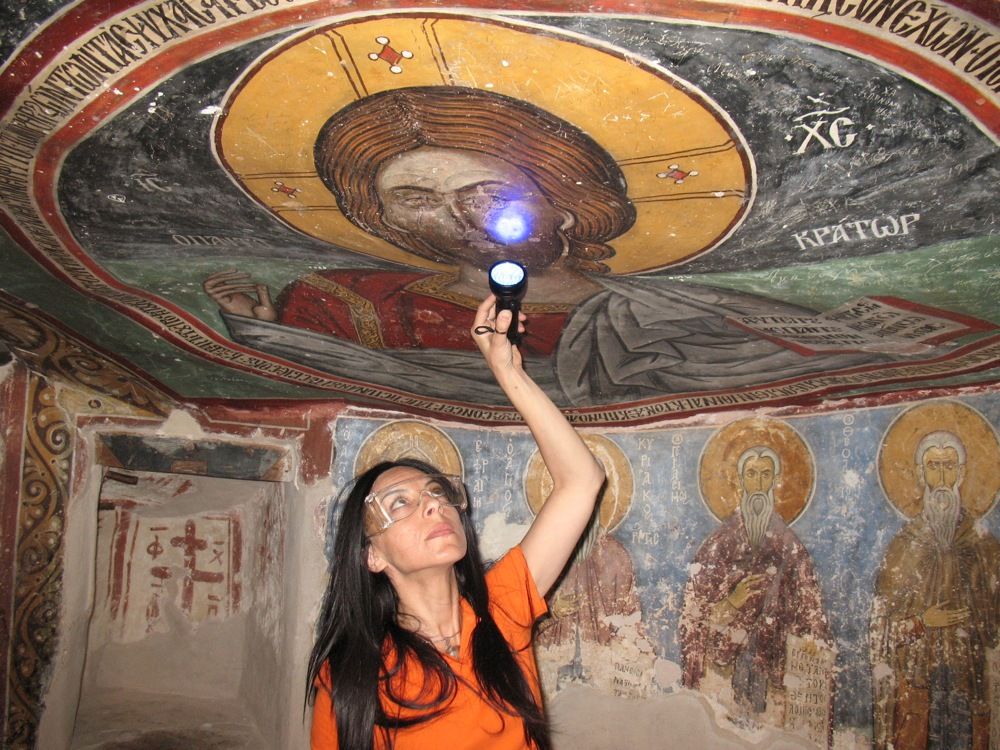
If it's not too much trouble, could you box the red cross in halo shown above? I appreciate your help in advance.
[368,36,413,74]
[656,164,699,185]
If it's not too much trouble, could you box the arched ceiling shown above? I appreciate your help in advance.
[1,0,998,425]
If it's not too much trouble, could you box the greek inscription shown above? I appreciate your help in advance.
[793,213,920,250]
[171,234,270,248]
[472,440,488,508]
[758,0,1000,93]
[789,96,858,154]
[670,434,688,505]
[632,527,660,547]
[784,635,835,745]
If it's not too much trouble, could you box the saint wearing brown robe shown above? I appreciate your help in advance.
[871,431,1000,750]
[680,447,831,727]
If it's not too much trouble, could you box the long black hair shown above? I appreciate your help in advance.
[306,458,551,750]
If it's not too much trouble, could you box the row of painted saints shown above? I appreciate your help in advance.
[192,16,994,407]
[358,401,1000,748]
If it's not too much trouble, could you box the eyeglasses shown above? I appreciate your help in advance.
[364,474,468,536]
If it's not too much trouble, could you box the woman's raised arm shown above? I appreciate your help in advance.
[471,295,606,596]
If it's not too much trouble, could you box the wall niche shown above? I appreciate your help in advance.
[69,434,290,750]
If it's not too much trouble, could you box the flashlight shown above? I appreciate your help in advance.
[488,260,527,345]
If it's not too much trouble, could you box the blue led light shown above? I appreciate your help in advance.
[488,209,532,244]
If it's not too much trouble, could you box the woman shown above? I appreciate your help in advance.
[306,296,607,749]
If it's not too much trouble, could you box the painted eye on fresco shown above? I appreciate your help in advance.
[388,190,443,210]
[458,187,513,214]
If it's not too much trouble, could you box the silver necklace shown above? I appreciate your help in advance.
[422,629,461,657]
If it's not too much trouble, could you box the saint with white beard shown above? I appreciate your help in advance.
[871,431,1000,750]
[681,445,831,728]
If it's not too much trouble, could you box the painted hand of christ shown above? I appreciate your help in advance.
[921,601,970,628]
[203,270,277,321]
[725,573,767,610]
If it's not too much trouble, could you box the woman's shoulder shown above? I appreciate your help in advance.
[485,545,547,630]
[485,544,529,583]
[314,660,333,691]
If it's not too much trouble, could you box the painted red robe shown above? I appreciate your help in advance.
[274,270,568,356]
[679,512,830,695]
[536,534,641,648]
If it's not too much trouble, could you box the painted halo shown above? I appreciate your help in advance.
[524,434,633,533]
[698,417,814,524]
[215,13,753,274]
[354,420,464,478]
[878,400,1000,519]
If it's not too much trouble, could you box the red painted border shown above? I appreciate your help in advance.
[3,1,997,130]
[173,332,1000,427]
[0,288,180,409]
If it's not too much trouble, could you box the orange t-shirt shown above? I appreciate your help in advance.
[311,546,547,749]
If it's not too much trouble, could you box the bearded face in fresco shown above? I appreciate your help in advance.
[314,86,636,275]
[737,447,780,549]
[916,431,966,548]
[203,87,637,323]
[374,147,573,272]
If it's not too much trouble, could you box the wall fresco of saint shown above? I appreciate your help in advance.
[327,392,1000,747]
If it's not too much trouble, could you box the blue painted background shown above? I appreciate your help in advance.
[329,391,1000,733]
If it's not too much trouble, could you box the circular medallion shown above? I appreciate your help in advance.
[877,400,1000,518]
[524,434,633,532]
[216,13,752,274]
[698,417,814,523]
[354,420,463,477]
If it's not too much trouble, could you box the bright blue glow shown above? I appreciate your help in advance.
[487,209,532,244]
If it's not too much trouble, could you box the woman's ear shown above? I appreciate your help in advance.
[367,544,387,573]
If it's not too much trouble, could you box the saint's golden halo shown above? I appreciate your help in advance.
[524,434,633,533]
[216,12,753,275]
[355,420,464,478]
[878,400,1000,519]
[698,417,815,524]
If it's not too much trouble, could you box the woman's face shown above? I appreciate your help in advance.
[365,465,468,579]
[375,147,571,270]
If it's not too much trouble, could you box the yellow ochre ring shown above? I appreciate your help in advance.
[215,12,753,275]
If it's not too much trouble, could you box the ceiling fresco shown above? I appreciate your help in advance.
[1,0,998,425]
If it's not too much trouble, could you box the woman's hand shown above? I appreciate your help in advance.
[471,294,526,373]
[203,270,277,321]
